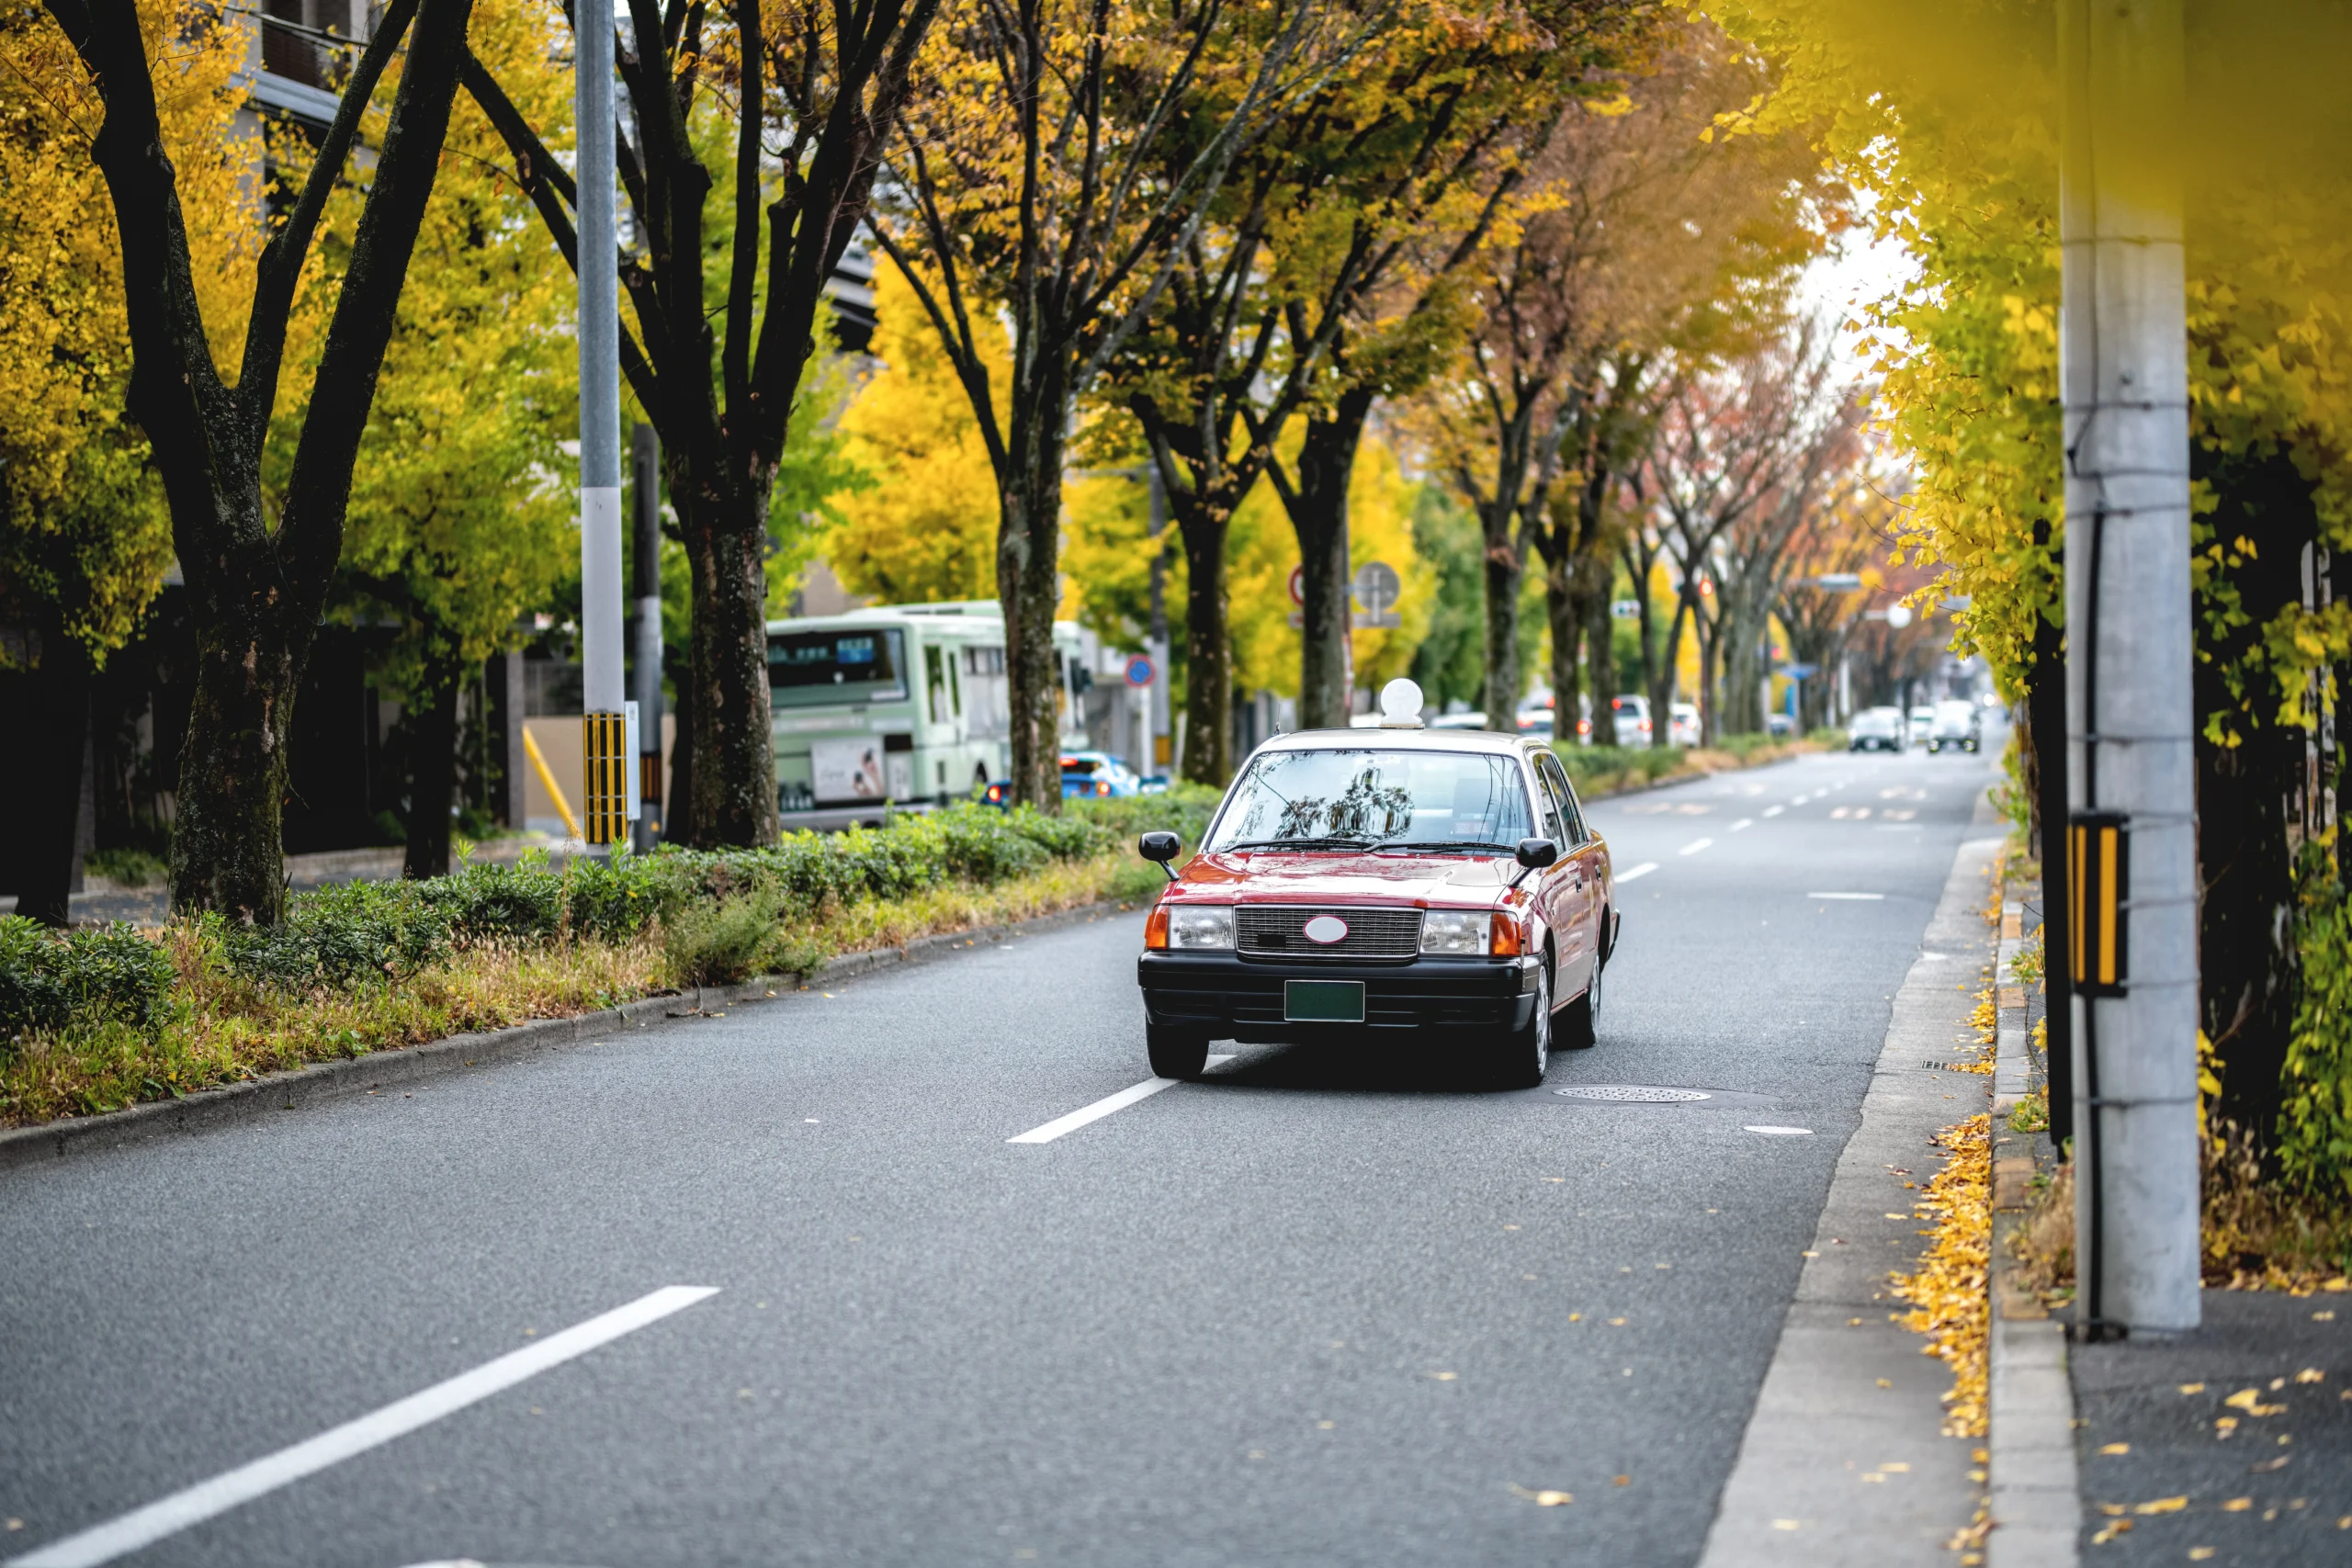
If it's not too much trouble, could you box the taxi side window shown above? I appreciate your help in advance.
[1529,757,1568,845]
[1538,752,1587,844]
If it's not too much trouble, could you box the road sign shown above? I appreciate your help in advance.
[1611,599,1642,620]
[1813,572,1863,590]
[1287,564,1305,606]
[1125,655,1155,688]
[1351,560,1402,629]
[1886,604,1915,629]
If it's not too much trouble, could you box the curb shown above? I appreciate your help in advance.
[0,897,1128,1175]
[1986,890,2080,1568]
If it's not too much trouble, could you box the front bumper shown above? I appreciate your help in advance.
[1137,952,1540,1043]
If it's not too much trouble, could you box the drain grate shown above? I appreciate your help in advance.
[1554,1085,1714,1103]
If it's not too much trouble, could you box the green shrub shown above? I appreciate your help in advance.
[664,889,785,987]
[2283,850,2352,1199]
[0,917,176,1042]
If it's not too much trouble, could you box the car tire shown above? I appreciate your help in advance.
[1559,953,1600,1052]
[1147,1023,1210,1080]
[1492,959,1553,1088]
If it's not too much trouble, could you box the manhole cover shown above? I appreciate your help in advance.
[1554,1085,1714,1103]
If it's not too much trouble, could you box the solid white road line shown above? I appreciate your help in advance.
[1009,1058,1237,1144]
[1679,838,1714,856]
[1730,818,1754,831]
[7,1286,720,1568]
[1616,862,1659,884]
[1806,892,1885,901]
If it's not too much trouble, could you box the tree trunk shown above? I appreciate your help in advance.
[1693,597,1719,747]
[402,649,463,879]
[682,489,780,848]
[1583,588,1619,745]
[1479,501,1524,727]
[1544,556,1580,747]
[1000,413,1069,809]
[12,635,90,927]
[2025,591,2072,1141]
[170,592,309,921]
[1180,515,1234,785]
[1289,392,1371,731]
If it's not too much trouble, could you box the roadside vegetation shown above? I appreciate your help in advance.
[1554,734,1825,799]
[0,792,1217,1129]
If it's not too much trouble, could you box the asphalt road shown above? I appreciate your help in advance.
[0,739,2004,1568]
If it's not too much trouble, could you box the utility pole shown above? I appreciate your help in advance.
[2060,0,2199,1337]
[576,0,630,848]
[631,423,664,852]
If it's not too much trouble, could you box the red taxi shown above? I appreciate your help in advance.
[1136,681,1617,1087]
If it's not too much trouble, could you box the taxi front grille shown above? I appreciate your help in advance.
[1235,906,1421,963]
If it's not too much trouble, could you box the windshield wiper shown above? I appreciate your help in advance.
[1221,836,1376,852]
[1374,840,1520,855]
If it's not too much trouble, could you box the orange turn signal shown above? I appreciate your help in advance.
[1489,915,1524,956]
[1145,904,1170,950]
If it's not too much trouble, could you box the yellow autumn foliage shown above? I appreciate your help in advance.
[0,0,254,662]
[825,260,1010,605]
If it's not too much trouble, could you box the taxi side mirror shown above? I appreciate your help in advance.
[1515,838,1558,870]
[1139,831,1182,882]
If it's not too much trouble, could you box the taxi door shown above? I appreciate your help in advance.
[1533,750,1598,994]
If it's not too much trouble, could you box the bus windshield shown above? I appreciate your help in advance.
[768,628,909,708]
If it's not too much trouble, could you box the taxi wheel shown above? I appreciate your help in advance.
[1560,955,1600,1051]
[1147,1023,1210,1080]
[1494,961,1551,1089]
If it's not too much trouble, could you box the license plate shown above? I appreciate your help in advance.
[1284,979,1365,1023]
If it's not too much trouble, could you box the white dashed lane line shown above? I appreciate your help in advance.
[1730,818,1754,831]
[1679,838,1714,856]
[1008,1059,1238,1144]
[1616,862,1659,884]
[1762,805,1785,818]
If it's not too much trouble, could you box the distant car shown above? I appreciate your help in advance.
[1849,706,1905,752]
[1929,700,1983,754]
[1767,712,1793,739]
[983,750,1143,805]
[1907,705,1937,749]
[1668,703,1700,747]
[1607,694,1654,749]
[1516,692,1556,740]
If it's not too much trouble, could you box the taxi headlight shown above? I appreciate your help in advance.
[1168,906,1235,950]
[1419,909,1492,955]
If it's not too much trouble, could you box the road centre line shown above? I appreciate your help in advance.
[1679,838,1714,856]
[6,1286,719,1568]
[1009,1058,1237,1144]
[1616,862,1659,883]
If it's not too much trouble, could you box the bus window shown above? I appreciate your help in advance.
[768,628,908,707]
[925,646,954,725]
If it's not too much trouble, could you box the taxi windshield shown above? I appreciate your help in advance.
[1204,749,1534,853]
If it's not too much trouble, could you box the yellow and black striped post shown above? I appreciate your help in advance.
[2067,811,2129,996]
[582,710,630,845]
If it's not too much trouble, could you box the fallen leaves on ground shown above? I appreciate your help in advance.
[1508,1486,1573,1506]
[1890,1111,1991,1436]
[2133,1496,2188,1515]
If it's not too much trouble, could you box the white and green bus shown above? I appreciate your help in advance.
[767,602,1091,818]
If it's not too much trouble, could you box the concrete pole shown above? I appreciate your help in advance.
[631,422,665,851]
[2060,0,2200,1337]
[576,0,627,844]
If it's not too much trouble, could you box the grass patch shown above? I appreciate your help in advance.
[0,795,1217,1132]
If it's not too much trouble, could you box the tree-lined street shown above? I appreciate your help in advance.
[0,744,2005,1566]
